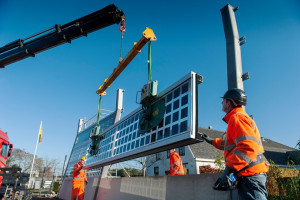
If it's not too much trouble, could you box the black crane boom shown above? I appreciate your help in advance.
[0,4,125,68]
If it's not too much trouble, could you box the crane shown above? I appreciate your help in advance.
[0,4,125,68]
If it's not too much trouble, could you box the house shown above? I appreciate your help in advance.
[146,127,299,176]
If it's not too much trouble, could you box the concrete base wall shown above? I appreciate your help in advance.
[59,174,233,200]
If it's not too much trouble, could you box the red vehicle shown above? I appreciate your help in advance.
[0,130,13,186]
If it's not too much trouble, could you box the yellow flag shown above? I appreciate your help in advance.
[39,121,43,143]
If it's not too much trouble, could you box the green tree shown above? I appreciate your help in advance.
[296,140,300,150]
[10,164,19,168]
[214,151,225,172]
[53,181,60,194]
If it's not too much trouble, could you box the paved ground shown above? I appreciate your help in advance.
[32,197,62,200]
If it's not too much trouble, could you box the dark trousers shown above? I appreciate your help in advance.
[237,173,268,200]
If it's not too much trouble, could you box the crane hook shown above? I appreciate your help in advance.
[119,19,126,32]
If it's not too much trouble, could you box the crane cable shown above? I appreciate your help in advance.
[119,19,126,62]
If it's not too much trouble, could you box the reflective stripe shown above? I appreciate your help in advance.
[224,135,263,151]
[171,167,184,174]
[171,162,181,168]
[73,178,84,180]
[221,140,225,150]
[238,153,265,173]
[171,162,181,165]
[235,135,262,146]
[224,144,235,151]
[233,149,252,164]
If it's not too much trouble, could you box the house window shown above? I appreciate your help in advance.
[156,153,161,161]
[154,167,159,176]
[167,151,170,158]
[179,147,185,156]
[183,163,189,175]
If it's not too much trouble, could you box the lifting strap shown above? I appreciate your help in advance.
[148,42,152,81]
[96,95,103,126]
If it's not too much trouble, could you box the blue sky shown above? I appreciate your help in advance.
[1,0,300,166]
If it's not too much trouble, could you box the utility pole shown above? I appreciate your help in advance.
[39,167,46,195]
[220,4,249,91]
[61,155,67,181]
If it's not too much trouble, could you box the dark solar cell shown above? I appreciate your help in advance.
[181,107,188,119]
[174,88,180,98]
[167,93,172,102]
[164,127,170,138]
[166,104,172,113]
[130,125,133,132]
[135,140,140,148]
[172,124,179,135]
[151,133,156,143]
[127,143,131,151]
[173,99,179,110]
[173,111,179,122]
[140,137,145,146]
[146,135,150,144]
[165,115,171,125]
[157,130,163,140]
[181,95,188,106]
[134,123,137,130]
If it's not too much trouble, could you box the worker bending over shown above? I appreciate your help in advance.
[169,148,184,175]
[202,89,268,200]
[72,156,88,200]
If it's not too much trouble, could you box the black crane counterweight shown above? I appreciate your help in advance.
[0,4,125,68]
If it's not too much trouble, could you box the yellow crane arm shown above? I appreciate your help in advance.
[96,27,157,96]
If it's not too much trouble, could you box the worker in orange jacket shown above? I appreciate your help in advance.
[71,156,88,200]
[202,89,268,200]
[169,148,184,175]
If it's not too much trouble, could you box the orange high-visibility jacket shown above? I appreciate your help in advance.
[73,162,87,181]
[170,151,184,175]
[213,107,268,177]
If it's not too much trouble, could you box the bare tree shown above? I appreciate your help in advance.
[43,157,61,177]
[6,148,43,173]
[135,152,166,176]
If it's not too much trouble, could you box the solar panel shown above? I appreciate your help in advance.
[84,72,202,170]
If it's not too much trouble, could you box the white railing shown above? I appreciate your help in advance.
[83,109,114,129]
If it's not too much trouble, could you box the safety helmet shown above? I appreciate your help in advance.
[222,88,247,106]
[81,156,85,160]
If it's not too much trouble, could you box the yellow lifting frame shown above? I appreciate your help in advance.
[96,27,157,96]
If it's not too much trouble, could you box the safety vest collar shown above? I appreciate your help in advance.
[222,107,244,124]
[170,152,178,157]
